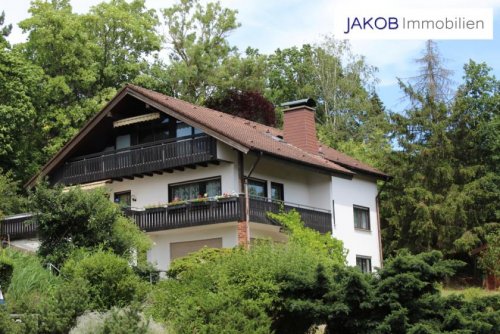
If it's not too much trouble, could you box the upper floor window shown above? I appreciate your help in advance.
[115,134,131,150]
[354,205,370,230]
[271,182,284,201]
[169,177,221,201]
[248,178,267,198]
[356,256,372,273]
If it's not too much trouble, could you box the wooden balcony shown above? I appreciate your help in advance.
[0,196,332,241]
[52,135,217,185]
[0,214,38,241]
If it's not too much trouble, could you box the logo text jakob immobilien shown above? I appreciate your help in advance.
[333,8,493,40]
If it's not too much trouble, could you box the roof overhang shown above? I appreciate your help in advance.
[25,86,250,188]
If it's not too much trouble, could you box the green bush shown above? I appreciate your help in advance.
[167,246,233,279]
[29,183,151,267]
[149,241,330,334]
[268,209,346,266]
[0,254,14,291]
[0,307,25,334]
[62,250,148,311]
[34,277,90,334]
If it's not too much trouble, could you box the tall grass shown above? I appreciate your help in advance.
[2,248,61,311]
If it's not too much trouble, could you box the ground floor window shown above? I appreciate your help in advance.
[356,256,372,273]
[114,191,131,207]
[169,177,221,201]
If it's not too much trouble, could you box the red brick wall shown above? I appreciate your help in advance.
[237,220,249,247]
[283,106,318,154]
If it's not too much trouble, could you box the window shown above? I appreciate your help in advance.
[332,200,336,227]
[115,134,131,150]
[354,205,370,230]
[271,182,284,201]
[248,179,267,198]
[169,177,221,201]
[176,121,193,138]
[114,191,131,207]
[356,256,372,273]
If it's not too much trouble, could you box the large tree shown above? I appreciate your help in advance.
[161,0,240,103]
[381,42,499,260]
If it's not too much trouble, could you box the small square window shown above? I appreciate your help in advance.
[356,256,372,273]
[354,205,370,230]
[114,191,131,207]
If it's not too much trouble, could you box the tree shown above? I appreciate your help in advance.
[205,89,276,126]
[18,0,161,166]
[265,38,384,152]
[0,45,47,181]
[0,11,12,47]
[84,0,161,91]
[382,41,456,254]
[28,183,151,267]
[265,44,317,107]
[382,43,499,268]
[411,40,453,104]
[0,171,26,217]
[161,0,240,103]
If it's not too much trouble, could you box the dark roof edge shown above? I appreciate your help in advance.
[25,85,132,188]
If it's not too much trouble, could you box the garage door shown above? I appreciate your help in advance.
[170,237,223,260]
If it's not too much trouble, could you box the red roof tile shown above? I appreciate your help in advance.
[127,85,355,176]
[319,145,388,179]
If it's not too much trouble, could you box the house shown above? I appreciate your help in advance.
[3,85,388,272]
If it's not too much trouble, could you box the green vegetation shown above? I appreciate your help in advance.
[29,183,151,267]
[0,0,498,332]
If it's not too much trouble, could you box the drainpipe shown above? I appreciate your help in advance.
[239,151,262,246]
[375,179,388,268]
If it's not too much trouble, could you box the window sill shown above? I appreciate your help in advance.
[354,228,372,232]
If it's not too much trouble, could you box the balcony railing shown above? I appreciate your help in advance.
[52,136,217,185]
[0,214,38,240]
[0,196,332,241]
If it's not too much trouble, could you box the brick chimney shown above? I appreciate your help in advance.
[281,98,318,154]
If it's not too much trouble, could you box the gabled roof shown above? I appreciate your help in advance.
[27,85,388,187]
[319,145,388,179]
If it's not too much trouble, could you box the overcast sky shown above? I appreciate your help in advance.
[3,0,500,111]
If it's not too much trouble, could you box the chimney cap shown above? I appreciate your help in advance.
[280,98,316,109]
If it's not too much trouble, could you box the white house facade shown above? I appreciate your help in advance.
[2,85,388,272]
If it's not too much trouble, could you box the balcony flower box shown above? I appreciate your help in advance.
[166,200,188,211]
[215,192,239,203]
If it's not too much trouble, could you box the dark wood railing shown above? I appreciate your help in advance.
[0,214,38,240]
[1,196,332,240]
[249,197,333,234]
[124,197,244,232]
[53,136,217,185]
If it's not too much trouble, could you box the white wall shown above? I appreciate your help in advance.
[250,222,288,243]
[147,222,238,270]
[106,161,236,208]
[244,155,332,210]
[331,175,381,270]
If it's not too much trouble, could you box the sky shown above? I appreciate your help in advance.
[3,0,500,112]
